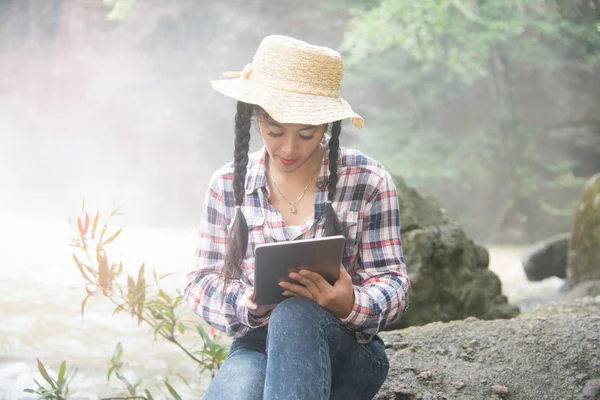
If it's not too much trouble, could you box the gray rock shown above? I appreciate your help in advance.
[388,176,519,329]
[522,232,570,281]
[582,378,600,399]
[565,280,600,300]
[393,175,448,232]
[567,173,600,287]
[379,297,600,400]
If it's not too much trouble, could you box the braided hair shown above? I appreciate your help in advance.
[222,101,252,287]
[221,103,344,285]
[323,120,344,237]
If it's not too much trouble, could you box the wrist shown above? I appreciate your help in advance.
[335,289,355,319]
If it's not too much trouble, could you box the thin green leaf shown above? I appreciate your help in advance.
[107,366,115,382]
[165,381,183,400]
[158,290,171,303]
[175,372,191,388]
[196,324,214,346]
[57,361,66,388]
[113,342,124,359]
[159,272,174,281]
[145,389,155,400]
[113,303,127,315]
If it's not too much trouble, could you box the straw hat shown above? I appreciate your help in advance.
[210,35,364,130]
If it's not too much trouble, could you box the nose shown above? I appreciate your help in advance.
[280,132,299,157]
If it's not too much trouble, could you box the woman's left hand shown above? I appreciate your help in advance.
[279,265,355,319]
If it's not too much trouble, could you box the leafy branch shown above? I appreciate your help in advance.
[25,201,228,398]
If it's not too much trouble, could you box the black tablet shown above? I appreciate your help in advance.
[253,235,346,306]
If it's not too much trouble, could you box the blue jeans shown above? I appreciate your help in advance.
[203,297,389,400]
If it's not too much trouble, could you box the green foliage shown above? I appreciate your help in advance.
[107,342,142,395]
[23,359,75,399]
[195,325,229,379]
[104,342,188,399]
[27,202,229,398]
[332,0,600,241]
[342,0,600,78]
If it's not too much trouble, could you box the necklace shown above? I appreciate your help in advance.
[268,152,322,214]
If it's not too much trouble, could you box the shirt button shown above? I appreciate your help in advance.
[316,180,326,189]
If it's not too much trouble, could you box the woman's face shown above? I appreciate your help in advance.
[257,111,326,174]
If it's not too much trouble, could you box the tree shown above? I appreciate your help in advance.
[333,0,600,241]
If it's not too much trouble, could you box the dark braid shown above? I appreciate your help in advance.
[324,121,345,237]
[222,101,252,287]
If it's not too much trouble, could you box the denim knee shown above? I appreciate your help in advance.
[269,297,332,332]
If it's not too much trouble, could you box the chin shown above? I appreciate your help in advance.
[278,163,302,173]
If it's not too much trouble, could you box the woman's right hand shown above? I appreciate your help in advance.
[245,273,276,317]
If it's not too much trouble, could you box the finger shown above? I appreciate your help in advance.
[339,264,349,277]
[287,271,323,300]
[248,272,255,285]
[337,265,352,283]
[246,290,258,310]
[279,281,314,300]
[246,297,258,311]
[293,270,329,292]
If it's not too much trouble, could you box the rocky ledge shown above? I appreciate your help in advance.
[377,296,600,400]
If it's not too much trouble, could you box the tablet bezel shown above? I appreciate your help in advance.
[253,235,346,306]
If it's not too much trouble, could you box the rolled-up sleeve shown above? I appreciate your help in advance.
[340,171,410,343]
[184,171,266,338]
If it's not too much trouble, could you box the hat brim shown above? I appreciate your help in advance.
[210,78,364,130]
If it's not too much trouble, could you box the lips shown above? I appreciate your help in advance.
[278,157,296,166]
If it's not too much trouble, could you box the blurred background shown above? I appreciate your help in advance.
[1,0,599,398]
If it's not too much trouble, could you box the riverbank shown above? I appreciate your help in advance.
[0,214,565,399]
[377,296,600,399]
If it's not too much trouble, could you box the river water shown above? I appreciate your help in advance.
[0,214,564,399]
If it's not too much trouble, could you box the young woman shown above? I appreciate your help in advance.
[184,35,410,400]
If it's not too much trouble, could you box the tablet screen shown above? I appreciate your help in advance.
[253,235,346,305]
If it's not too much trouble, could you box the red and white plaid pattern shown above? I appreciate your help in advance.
[184,141,409,344]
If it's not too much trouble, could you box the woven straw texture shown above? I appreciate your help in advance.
[210,35,364,129]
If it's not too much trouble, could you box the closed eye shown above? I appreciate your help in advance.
[268,131,284,138]
[299,133,316,141]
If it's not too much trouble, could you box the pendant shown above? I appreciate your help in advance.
[291,205,297,214]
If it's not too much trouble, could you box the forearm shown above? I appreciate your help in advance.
[184,271,267,337]
[339,268,409,337]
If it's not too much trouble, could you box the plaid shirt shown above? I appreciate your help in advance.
[184,141,409,344]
